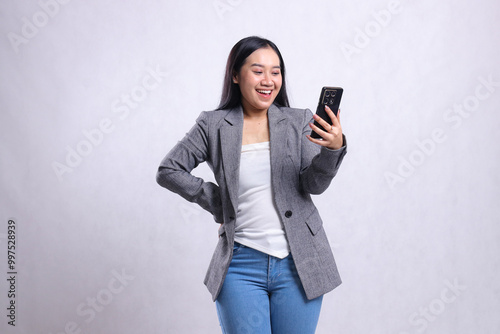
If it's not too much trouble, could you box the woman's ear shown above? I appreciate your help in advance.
[232,71,239,84]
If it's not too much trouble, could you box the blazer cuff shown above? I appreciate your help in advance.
[317,134,347,171]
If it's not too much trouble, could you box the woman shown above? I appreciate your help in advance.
[157,36,347,333]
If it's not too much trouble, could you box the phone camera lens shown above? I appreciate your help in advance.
[325,91,330,97]
[329,98,335,104]
[323,97,329,104]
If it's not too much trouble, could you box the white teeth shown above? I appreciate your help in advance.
[257,90,271,94]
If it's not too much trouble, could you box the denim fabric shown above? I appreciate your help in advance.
[215,243,323,334]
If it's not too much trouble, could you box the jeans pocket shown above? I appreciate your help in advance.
[232,242,246,255]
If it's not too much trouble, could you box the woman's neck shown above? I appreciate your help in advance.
[241,109,269,145]
[243,109,267,120]
[241,98,270,120]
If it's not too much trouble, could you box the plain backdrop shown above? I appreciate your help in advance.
[1,0,499,333]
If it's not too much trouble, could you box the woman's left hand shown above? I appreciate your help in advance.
[306,105,343,150]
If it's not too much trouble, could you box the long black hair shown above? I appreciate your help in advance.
[217,36,290,110]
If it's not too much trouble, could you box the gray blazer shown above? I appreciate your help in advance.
[157,103,347,301]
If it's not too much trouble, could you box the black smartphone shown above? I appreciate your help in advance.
[310,87,343,139]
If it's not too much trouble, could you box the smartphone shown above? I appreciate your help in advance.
[310,87,343,139]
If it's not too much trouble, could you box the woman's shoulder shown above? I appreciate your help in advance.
[197,105,313,124]
[196,108,237,123]
[192,107,243,132]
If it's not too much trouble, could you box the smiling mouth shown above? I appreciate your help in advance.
[256,89,272,97]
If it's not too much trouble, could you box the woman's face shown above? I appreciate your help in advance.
[233,47,282,114]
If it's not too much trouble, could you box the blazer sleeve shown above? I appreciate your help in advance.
[156,111,223,223]
[299,109,347,195]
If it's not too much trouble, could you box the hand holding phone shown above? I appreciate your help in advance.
[307,86,344,150]
[310,87,343,139]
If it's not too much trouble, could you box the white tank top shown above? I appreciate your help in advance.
[234,141,290,259]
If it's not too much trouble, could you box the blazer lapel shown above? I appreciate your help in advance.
[268,104,288,188]
[220,106,244,213]
[219,104,287,214]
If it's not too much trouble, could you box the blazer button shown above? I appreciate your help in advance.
[285,211,292,218]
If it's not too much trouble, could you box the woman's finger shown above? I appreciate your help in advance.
[326,105,341,128]
[306,134,329,147]
[313,113,332,132]
[309,121,330,139]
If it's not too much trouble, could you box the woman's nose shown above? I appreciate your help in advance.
[261,75,272,86]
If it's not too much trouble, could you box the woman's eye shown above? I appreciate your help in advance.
[254,71,263,74]
[272,72,280,76]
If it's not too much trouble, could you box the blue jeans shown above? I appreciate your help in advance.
[215,242,323,334]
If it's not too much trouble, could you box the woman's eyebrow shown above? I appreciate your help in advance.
[250,63,281,69]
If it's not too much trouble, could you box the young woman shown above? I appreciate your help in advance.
[157,36,347,333]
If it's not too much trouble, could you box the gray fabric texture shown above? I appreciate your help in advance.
[157,103,347,301]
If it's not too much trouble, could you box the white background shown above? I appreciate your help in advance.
[1,0,499,333]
